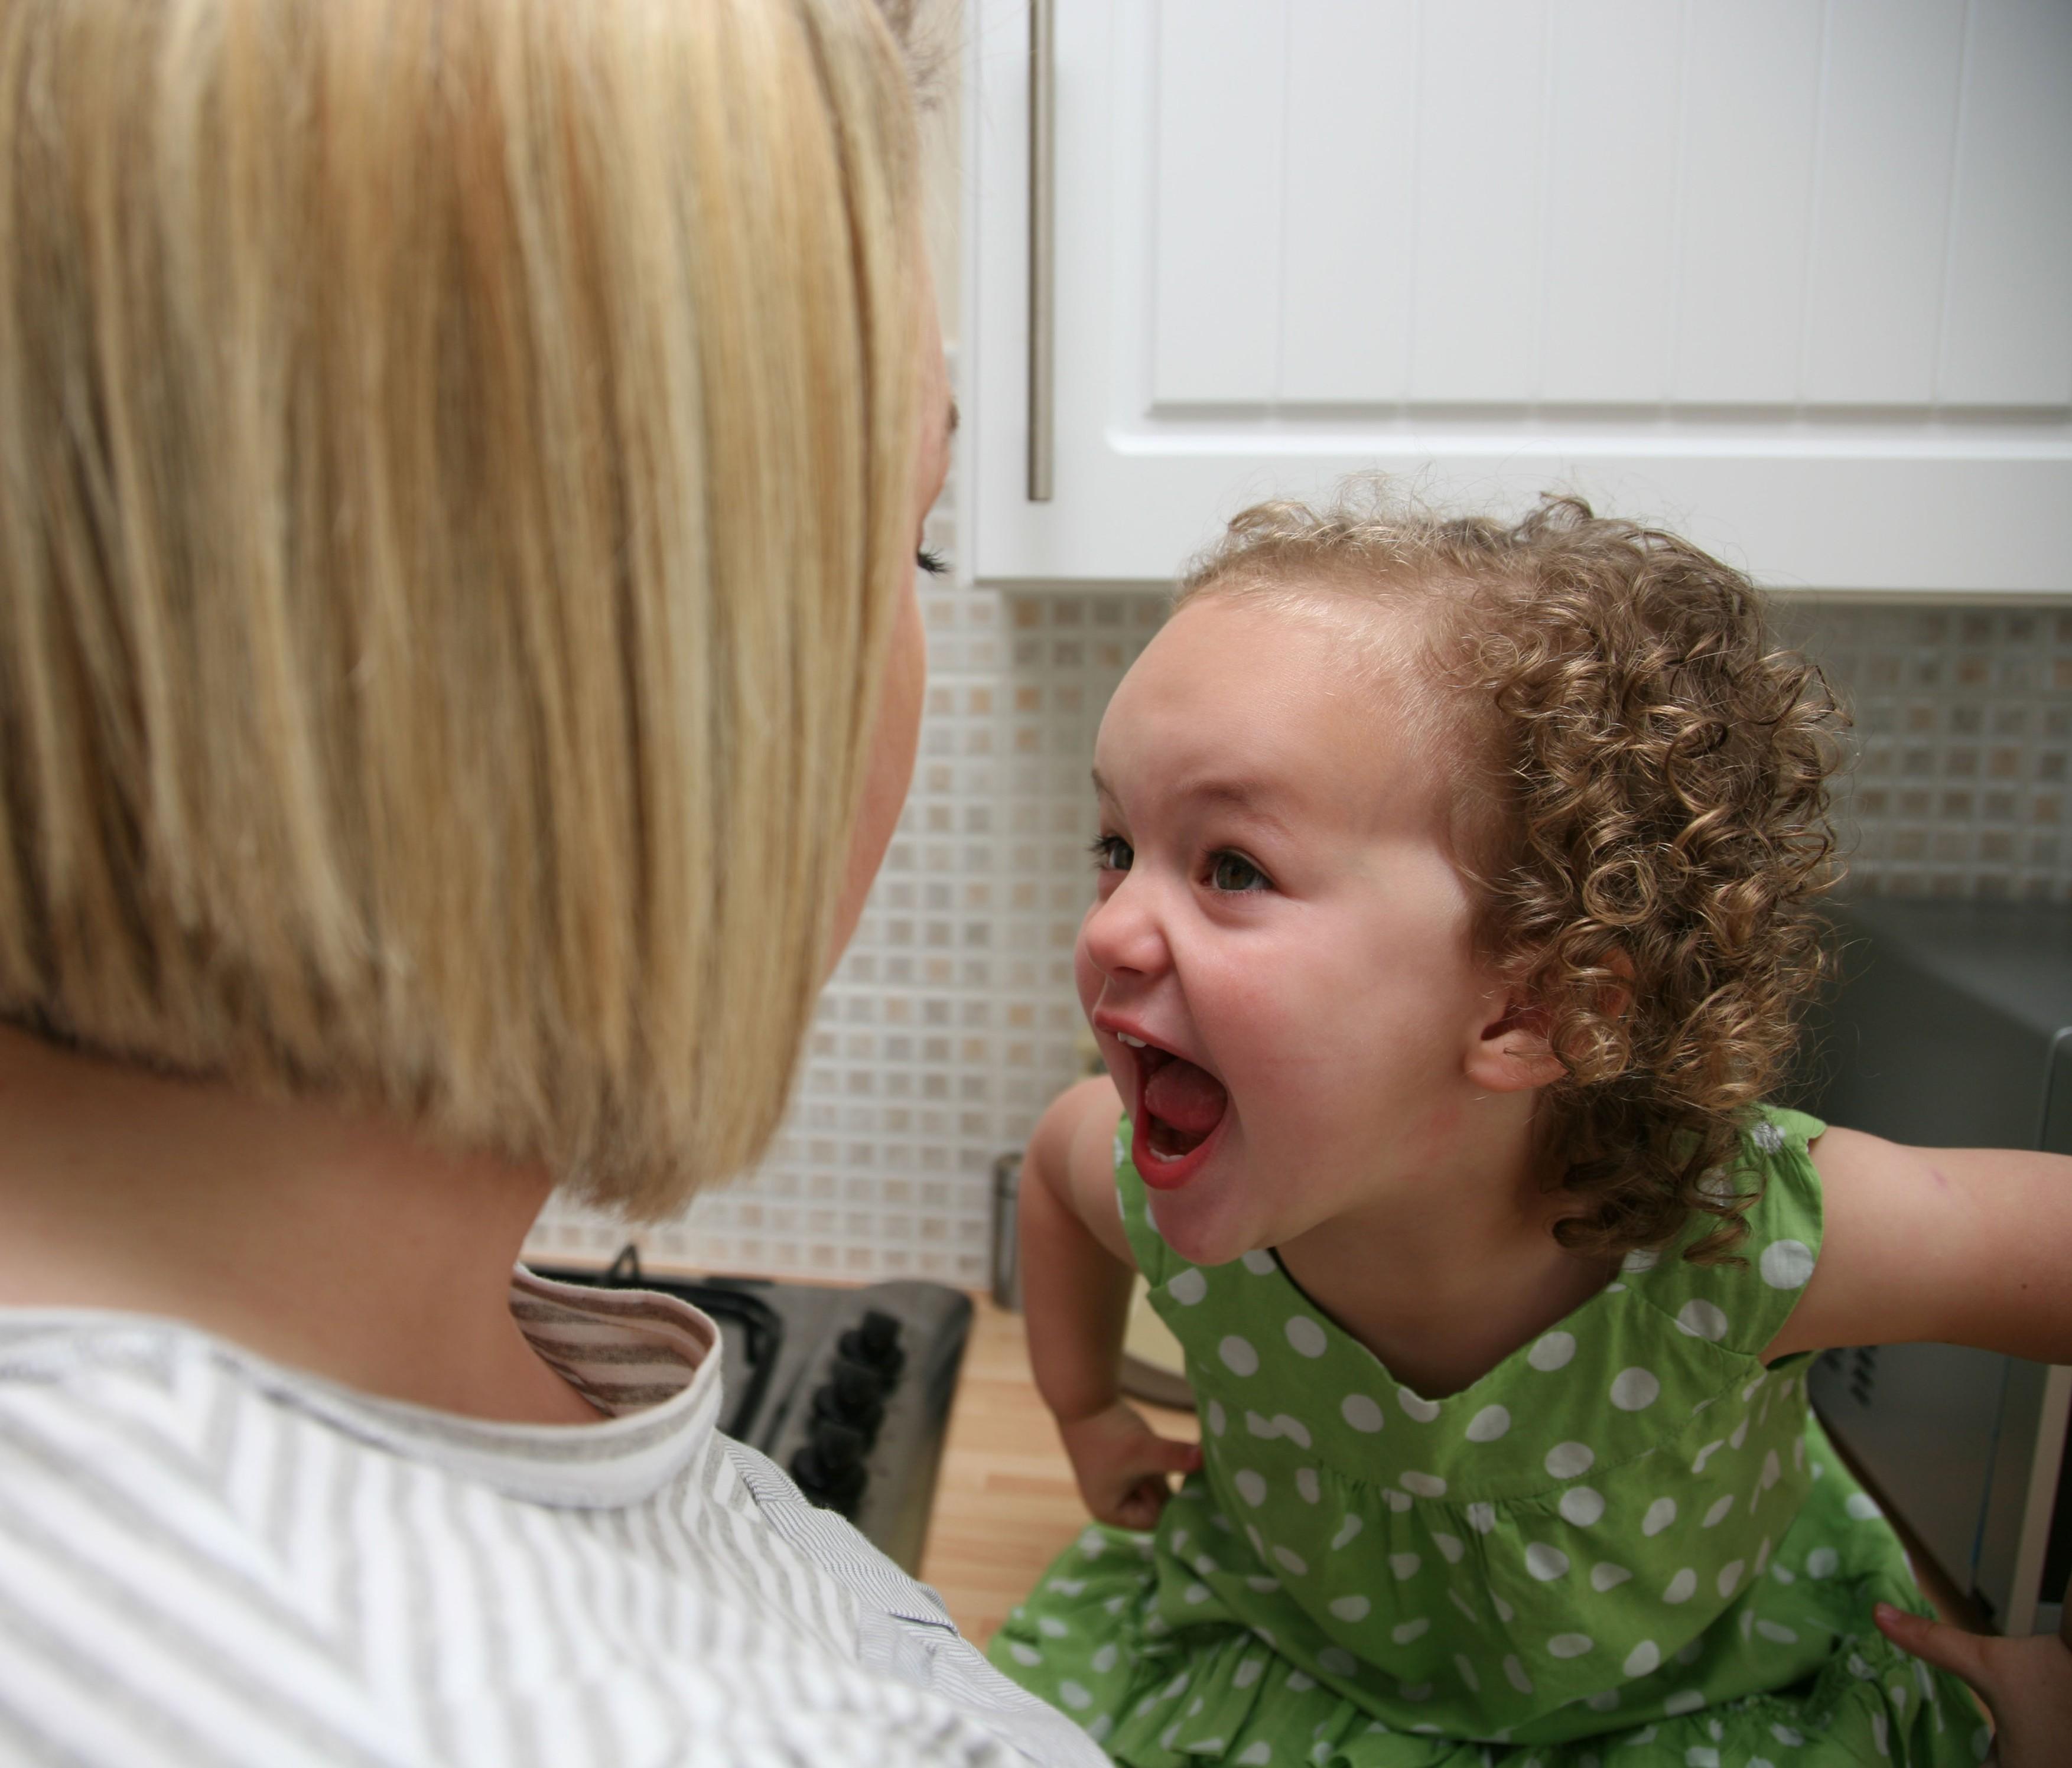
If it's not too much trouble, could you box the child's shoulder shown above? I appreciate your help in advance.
[1614,1104,1827,1360]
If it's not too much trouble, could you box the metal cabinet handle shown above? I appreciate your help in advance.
[1026,0,1055,503]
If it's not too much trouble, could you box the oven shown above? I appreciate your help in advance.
[535,1249,972,1575]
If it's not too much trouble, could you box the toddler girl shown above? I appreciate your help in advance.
[988,489,2072,1765]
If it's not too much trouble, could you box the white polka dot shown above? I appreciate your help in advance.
[1752,1120,1786,1154]
[1192,1554,1216,1577]
[1642,1497,1678,1536]
[1273,1545,1308,1576]
[1244,1574,1277,1593]
[1663,1568,1697,1604]
[1396,1681,1430,1701]
[1295,1467,1321,1505]
[1389,1552,1422,1580]
[1318,1648,1357,1676]
[1241,1249,1277,1275]
[1772,1724,1804,1747]
[1703,1495,1735,1528]
[1676,1300,1731,1342]
[1077,1528,1105,1558]
[1545,1441,1595,1479]
[1504,1655,1534,1694]
[1528,1330,1576,1371]
[1432,1532,1465,1564]
[1384,1489,1413,1513]
[1718,1559,1745,1597]
[1284,1316,1328,1358]
[1339,1393,1384,1433]
[1232,1656,1265,1689]
[1183,1582,1211,1604]
[1466,1502,1497,1534]
[1390,1616,1429,1645]
[1590,1562,1632,1591]
[1466,1405,1511,1442]
[1397,1387,1441,1422]
[1245,1411,1313,1449]
[1760,1239,1816,1290]
[1846,1492,1882,1520]
[1009,1642,1043,1665]
[1038,1616,1069,1637]
[1757,1619,1800,1644]
[1234,1470,1267,1507]
[1326,1594,1370,1623]
[1492,1594,1514,1623]
[1455,1652,1481,1693]
[1664,1689,1706,1715]
[1559,1486,1606,1527]
[1330,1514,1362,1550]
[1761,1448,1782,1491]
[1692,1439,1725,1474]
[1548,1633,1594,1659]
[1167,1268,1207,1305]
[1400,1470,1448,1497]
[1059,1679,1092,1709]
[1092,1642,1118,1673]
[1622,1248,1659,1274]
[1206,1399,1227,1436]
[1611,1367,1661,1411]
[1219,1336,1260,1376]
[1447,1590,1478,1626]
[1622,1640,1661,1679]
[1236,1744,1272,1766]
[1806,1546,1839,1579]
[1524,1544,1570,1581]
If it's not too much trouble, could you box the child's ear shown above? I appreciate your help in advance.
[1466,992,1567,1093]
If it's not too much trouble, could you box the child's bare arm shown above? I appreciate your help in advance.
[1763,1128,2072,1365]
[1019,1076,1200,1528]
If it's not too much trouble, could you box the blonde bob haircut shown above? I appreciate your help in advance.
[0,0,923,1217]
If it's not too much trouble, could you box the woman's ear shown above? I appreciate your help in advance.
[1465,993,1567,1093]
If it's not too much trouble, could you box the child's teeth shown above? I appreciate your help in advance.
[1117,1033,1146,1047]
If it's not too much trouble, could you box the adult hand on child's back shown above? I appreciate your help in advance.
[1059,1400,1203,1531]
[1875,1602,2072,1766]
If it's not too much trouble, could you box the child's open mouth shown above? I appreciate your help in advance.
[1126,1039,1230,1189]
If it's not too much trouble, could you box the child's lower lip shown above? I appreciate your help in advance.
[1132,1106,1228,1191]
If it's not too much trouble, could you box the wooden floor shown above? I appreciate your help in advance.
[919,1295,1199,1646]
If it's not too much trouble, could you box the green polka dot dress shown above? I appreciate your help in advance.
[989,1108,1985,1766]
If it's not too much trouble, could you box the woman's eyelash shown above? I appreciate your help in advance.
[916,546,949,576]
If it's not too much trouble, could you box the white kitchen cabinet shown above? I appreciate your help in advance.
[960,0,2072,594]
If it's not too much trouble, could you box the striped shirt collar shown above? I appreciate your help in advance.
[0,1266,724,1510]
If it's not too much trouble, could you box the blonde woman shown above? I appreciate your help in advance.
[0,0,1097,1762]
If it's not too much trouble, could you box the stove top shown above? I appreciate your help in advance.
[532,1249,973,1575]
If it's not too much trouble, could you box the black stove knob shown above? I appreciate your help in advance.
[790,1419,868,1516]
[812,1361,887,1439]
[838,1309,906,1380]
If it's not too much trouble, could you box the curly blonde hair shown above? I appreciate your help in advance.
[1178,482,1846,1263]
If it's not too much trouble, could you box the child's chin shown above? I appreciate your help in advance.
[1144,1187,1255,1271]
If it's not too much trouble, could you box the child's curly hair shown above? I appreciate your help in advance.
[1177,480,1847,1264]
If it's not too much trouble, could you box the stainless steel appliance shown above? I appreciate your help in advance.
[536,1249,972,1574]
[1795,897,2072,1636]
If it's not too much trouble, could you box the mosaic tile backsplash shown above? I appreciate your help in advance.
[525,501,2072,1281]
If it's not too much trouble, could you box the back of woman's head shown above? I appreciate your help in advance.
[0,0,922,1215]
[1182,481,1846,1263]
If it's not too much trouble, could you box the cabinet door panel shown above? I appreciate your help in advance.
[965,0,2072,591]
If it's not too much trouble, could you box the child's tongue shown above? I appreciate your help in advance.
[1141,1056,1228,1151]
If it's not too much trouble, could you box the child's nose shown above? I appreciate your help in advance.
[1079,873,1170,980]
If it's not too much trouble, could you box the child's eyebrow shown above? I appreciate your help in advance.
[1091,767,1294,832]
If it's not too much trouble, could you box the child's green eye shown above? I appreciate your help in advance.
[1089,834,1134,872]
[1209,851,1268,893]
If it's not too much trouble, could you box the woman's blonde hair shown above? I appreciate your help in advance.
[0,0,922,1217]
[1180,483,1845,1264]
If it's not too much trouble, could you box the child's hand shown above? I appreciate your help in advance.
[1058,1401,1203,1531]
[1875,1602,2072,1766]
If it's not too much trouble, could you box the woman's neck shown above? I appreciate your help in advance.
[0,1025,601,1424]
